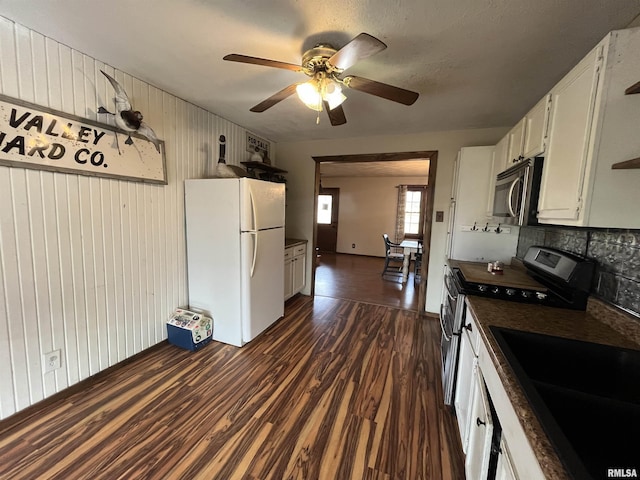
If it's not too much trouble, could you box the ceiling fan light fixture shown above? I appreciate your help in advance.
[324,82,347,110]
[296,81,323,111]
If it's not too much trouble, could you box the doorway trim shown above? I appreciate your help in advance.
[311,150,438,314]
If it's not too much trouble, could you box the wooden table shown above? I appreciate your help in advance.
[399,239,420,283]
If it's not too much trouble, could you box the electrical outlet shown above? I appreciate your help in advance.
[352,243,356,248]
[43,349,61,373]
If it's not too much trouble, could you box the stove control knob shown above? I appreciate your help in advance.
[506,288,516,296]
[536,292,548,300]
[477,285,488,292]
[521,291,532,299]
[491,286,500,294]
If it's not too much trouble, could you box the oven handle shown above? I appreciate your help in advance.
[507,177,522,218]
[439,305,452,342]
[444,274,458,301]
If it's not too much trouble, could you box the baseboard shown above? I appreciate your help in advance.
[0,340,168,436]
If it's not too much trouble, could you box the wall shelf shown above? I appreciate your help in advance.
[241,161,287,182]
[611,157,640,169]
[625,81,640,95]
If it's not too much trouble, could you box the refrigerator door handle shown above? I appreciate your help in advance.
[249,185,258,231]
[250,231,258,277]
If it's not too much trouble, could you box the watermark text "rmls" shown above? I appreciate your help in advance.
[608,468,638,478]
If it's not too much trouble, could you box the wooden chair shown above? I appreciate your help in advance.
[382,234,404,278]
[414,240,424,285]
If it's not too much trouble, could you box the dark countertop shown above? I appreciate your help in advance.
[285,238,307,248]
[465,295,640,479]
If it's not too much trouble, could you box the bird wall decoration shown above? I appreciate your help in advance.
[98,70,161,154]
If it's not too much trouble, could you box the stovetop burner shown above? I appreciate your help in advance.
[453,268,569,308]
[452,246,595,310]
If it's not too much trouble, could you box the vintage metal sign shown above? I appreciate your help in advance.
[245,131,270,159]
[0,94,167,184]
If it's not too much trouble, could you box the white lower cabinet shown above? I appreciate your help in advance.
[456,305,544,479]
[454,308,480,453]
[455,308,494,480]
[477,324,546,479]
[495,437,519,480]
[465,366,494,480]
[284,243,306,300]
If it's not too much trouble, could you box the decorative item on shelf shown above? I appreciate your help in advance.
[98,70,161,154]
[250,146,264,163]
[215,135,248,178]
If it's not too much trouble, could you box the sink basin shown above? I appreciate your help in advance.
[490,327,640,480]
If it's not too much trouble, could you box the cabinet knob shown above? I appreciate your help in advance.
[476,417,486,427]
[464,323,472,332]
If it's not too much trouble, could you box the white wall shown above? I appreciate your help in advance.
[277,127,509,314]
[0,17,274,419]
[321,176,427,256]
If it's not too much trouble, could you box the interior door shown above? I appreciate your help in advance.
[316,188,339,253]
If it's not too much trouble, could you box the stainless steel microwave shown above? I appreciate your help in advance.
[492,157,544,226]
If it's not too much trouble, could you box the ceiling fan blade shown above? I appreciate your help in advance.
[250,84,299,112]
[328,33,387,71]
[324,102,347,126]
[344,76,419,105]
[223,54,303,72]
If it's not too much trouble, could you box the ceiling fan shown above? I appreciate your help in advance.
[223,33,419,126]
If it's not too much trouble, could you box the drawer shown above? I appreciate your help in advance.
[284,248,293,260]
[293,244,306,256]
[463,305,480,356]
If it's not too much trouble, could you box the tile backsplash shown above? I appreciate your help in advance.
[517,226,640,316]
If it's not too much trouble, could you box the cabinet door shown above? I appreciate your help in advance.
[284,256,293,300]
[465,367,494,480]
[495,438,519,480]
[486,135,510,216]
[292,254,306,295]
[523,94,551,158]
[454,331,476,453]
[537,45,602,222]
[506,118,526,166]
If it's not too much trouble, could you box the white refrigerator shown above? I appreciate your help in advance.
[184,178,285,347]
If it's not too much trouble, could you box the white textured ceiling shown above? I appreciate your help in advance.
[1,1,639,144]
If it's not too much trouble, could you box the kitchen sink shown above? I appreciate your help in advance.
[490,327,640,480]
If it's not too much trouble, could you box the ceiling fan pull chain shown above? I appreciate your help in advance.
[316,110,320,125]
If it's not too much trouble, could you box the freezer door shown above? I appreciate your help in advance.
[241,227,285,343]
[240,178,285,231]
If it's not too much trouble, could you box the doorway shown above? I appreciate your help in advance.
[316,187,340,253]
[311,151,438,314]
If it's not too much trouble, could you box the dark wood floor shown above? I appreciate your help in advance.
[0,295,464,480]
[315,253,419,311]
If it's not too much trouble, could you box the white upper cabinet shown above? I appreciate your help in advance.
[522,94,551,159]
[537,27,640,228]
[486,134,510,216]
[506,118,526,166]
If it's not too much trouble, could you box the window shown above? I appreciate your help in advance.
[317,194,333,224]
[403,185,427,239]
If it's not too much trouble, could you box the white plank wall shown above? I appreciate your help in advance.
[0,16,275,420]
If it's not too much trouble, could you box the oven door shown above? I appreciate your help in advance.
[441,270,463,406]
[440,297,459,405]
